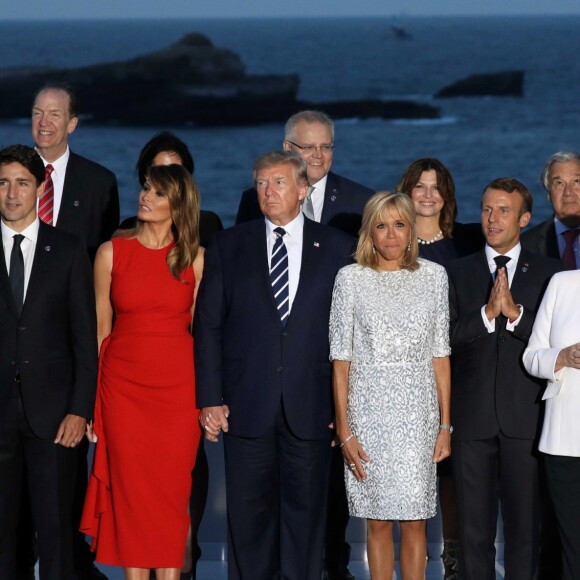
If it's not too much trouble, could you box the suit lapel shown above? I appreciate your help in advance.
[22,224,53,317]
[56,153,78,229]
[0,239,19,318]
[243,221,282,326]
[320,172,339,224]
[510,249,534,301]
[286,219,320,327]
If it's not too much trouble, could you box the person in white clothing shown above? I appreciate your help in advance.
[523,269,580,580]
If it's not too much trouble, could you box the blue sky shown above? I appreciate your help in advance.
[7,0,580,20]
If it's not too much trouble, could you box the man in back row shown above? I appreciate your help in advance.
[236,110,373,238]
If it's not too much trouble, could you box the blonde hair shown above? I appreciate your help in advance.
[355,191,419,271]
[135,164,200,281]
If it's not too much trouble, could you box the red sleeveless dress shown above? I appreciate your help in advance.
[81,237,200,568]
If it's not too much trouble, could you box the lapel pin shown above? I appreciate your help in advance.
[45,246,51,252]
[521,262,529,273]
[330,195,337,202]
[313,242,320,247]
[74,200,80,207]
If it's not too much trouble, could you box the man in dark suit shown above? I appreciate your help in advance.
[236,110,371,580]
[195,151,353,580]
[236,110,373,238]
[0,145,97,580]
[522,150,580,269]
[446,177,562,580]
[32,83,119,262]
[28,83,117,580]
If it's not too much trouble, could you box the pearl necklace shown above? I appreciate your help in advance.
[417,231,443,245]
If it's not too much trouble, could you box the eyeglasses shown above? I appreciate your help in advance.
[286,140,335,154]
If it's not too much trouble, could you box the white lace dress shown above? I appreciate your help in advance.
[329,260,450,520]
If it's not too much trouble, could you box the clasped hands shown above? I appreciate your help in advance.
[556,341,580,372]
[54,414,87,448]
[485,267,521,322]
[200,405,230,442]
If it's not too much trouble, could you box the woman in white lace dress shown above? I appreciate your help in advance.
[330,192,451,579]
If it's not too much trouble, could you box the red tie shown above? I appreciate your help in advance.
[38,164,54,225]
[562,229,579,270]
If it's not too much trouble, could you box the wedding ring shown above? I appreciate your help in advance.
[349,463,356,470]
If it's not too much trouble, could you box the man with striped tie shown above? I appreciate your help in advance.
[195,150,354,580]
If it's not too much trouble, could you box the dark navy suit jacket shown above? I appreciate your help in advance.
[446,248,561,441]
[0,222,97,440]
[56,152,120,261]
[521,217,560,261]
[235,171,374,237]
[194,218,353,440]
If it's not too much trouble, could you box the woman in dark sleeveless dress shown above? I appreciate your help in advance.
[81,164,204,580]
[396,158,484,579]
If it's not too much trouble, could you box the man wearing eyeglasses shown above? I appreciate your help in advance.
[522,151,580,271]
[235,110,374,239]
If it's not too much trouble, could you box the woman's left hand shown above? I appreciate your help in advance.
[432,429,451,463]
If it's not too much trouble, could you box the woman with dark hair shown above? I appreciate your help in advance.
[81,165,204,580]
[120,132,222,249]
[330,192,451,580]
[396,158,484,264]
[396,158,483,577]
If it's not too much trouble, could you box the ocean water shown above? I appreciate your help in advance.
[0,16,579,227]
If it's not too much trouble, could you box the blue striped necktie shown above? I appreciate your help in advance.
[270,227,289,325]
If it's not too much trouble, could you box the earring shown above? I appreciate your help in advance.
[371,243,376,255]
[406,242,411,252]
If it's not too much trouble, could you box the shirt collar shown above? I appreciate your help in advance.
[310,173,328,193]
[265,211,305,239]
[485,242,521,270]
[1,217,40,245]
[554,217,579,236]
[37,145,70,178]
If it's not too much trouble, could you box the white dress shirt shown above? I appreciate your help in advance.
[266,212,304,314]
[554,217,580,269]
[1,218,40,301]
[480,243,524,333]
[37,146,70,224]
[307,174,328,223]
[523,270,580,456]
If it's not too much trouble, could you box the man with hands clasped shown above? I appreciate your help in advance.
[446,178,562,580]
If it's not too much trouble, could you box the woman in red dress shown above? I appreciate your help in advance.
[81,164,203,579]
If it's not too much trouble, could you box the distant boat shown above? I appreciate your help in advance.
[389,21,412,40]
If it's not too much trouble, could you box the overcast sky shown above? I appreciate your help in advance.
[6,0,580,20]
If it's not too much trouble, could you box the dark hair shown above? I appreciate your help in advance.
[132,164,200,281]
[395,158,457,238]
[33,83,79,118]
[136,132,194,186]
[481,177,533,215]
[253,150,308,187]
[0,145,45,186]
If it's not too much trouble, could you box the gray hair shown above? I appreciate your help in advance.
[253,150,308,186]
[541,151,580,192]
[284,110,335,142]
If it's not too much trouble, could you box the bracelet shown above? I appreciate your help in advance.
[340,434,354,448]
[439,423,454,433]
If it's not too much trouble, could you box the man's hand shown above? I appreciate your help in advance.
[485,270,504,321]
[54,414,87,448]
[199,405,230,442]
